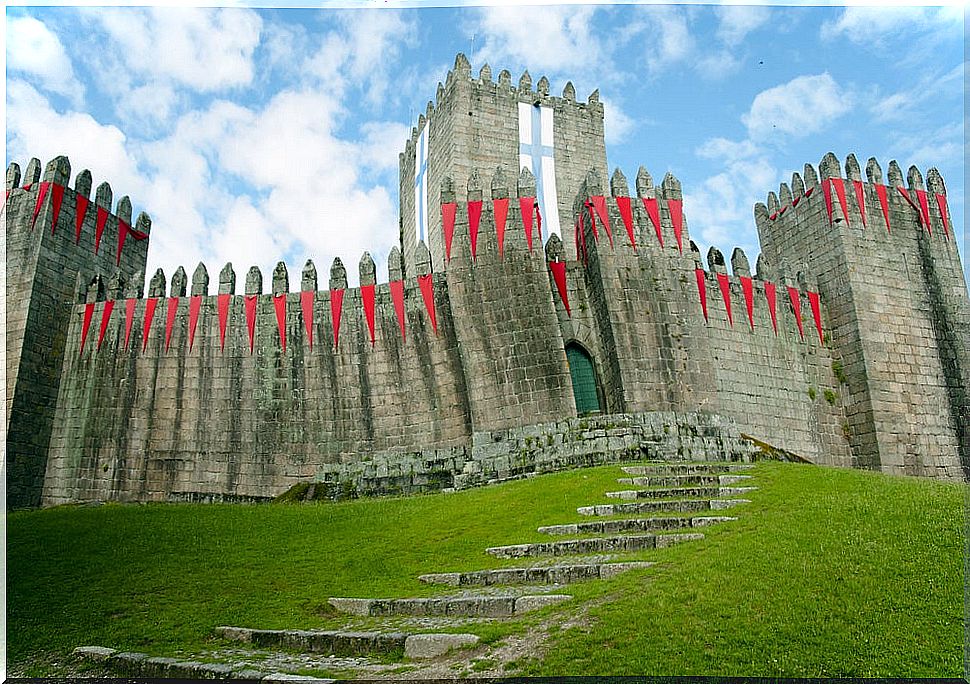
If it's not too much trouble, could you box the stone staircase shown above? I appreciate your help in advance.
[73,460,758,680]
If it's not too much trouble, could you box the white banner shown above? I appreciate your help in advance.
[518,102,561,239]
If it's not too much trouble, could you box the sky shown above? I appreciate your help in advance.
[5,2,967,288]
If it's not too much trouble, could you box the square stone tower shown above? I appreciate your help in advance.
[398,53,609,276]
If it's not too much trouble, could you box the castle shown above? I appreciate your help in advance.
[5,54,969,510]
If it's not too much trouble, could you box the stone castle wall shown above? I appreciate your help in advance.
[5,156,150,509]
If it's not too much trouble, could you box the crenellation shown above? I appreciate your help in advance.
[536,76,550,97]
[6,161,22,189]
[865,157,883,185]
[219,263,236,294]
[906,165,925,191]
[302,259,318,291]
[74,169,92,198]
[610,168,629,197]
[766,192,779,215]
[85,274,105,303]
[779,183,792,209]
[562,81,576,102]
[803,163,819,190]
[191,263,209,296]
[148,269,167,297]
[43,155,71,186]
[844,153,862,181]
[245,266,262,295]
[23,158,42,186]
[95,181,113,210]
[707,247,728,275]
[791,172,805,199]
[887,160,904,187]
[107,271,126,300]
[479,63,491,83]
[359,252,376,286]
[518,70,532,92]
[635,166,653,197]
[755,252,774,281]
[497,69,512,88]
[731,248,751,278]
[925,167,945,195]
[518,167,537,197]
[272,261,289,295]
[170,266,188,297]
[330,257,348,290]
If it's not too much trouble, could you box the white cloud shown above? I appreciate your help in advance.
[81,8,262,93]
[6,16,84,103]
[647,7,693,72]
[470,5,604,76]
[742,73,852,139]
[694,50,742,80]
[601,97,635,145]
[716,5,771,46]
[821,6,962,45]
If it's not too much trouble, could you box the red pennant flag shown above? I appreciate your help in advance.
[31,182,50,228]
[95,206,110,254]
[124,298,136,350]
[584,201,599,240]
[695,268,708,322]
[852,180,867,228]
[615,196,636,250]
[832,178,849,227]
[142,297,158,352]
[591,196,612,247]
[769,212,778,221]
[22,183,32,191]
[493,198,509,258]
[49,184,65,234]
[641,197,663,247]
[389,279,406,341]
[792,195,801,207]
[935,193,950,238]
[821,178,834,225]
[217,294,231,351]
[330,289,344,348]
[468,200,483,259]
[116,220,149,266]
[80,301,95,355]
[361,284,376,345]
[897,186,917,209]
[75,195,89,244]
[519,196,535,251]
[807,291,823,344]
[165,297,179,352]
[915,189,933,235]
[740,276,755,330]
[875,184,891,232]
[418,274,437,333]
[804,186,815,198]
[441,202,457,261]
[273,294,287,352]
[97,299,115,351]
[787,286,804,340]
[535,201,543,241]
[244,295,258,354]
[667,199,684,252]
[549,261,570,316]
[716,273,733,326]
[301,291,314,349]
[764,282,778,335]
[778,205,787,216]
[188,295,202,351]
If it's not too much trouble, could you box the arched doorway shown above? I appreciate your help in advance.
[565,342,603,415]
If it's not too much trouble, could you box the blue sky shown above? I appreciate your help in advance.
[5,3,966,287]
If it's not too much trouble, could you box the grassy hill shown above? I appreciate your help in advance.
[6,461,963,677]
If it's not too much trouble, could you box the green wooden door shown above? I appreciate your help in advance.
[566,344,602,414]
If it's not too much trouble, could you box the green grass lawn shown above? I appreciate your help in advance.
[6,461,964,677]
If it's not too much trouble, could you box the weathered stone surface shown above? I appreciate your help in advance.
[537,516,736,535]
[616,474,753,487]
[214,626,407,655]
[620,464,754,476]
[72,646,116,661]
[604,486,758,500]
[418,561,653,586]
[513,594,571,613]
[486,532,702,558]
[403,633,480,659]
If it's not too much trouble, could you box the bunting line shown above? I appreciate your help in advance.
[641,197,662,247]
[142,298,158,352]
[519,196,536,251]
[807,291,823,344]
[875,184,891,232]
[75,195,89,244]
[716,273,733,326]
[668,199,684,252]
[165,296,179,352]
[441,202,457,261]
[852,180,867,228]
[124,298,136,350]
[787,286,804,340]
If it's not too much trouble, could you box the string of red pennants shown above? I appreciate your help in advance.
[693,268,823,343]
[21,181,149,264]
[77,277,441,357]
[767,177,950,240]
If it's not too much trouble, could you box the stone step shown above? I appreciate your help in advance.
[537,516,736,536]
[616,474,752,487]
[578,499,750,517]
[418,561,654,586]
[328,594,570,617]
[214,626,479,660]
[72,646,327,681]
[621,463,754,476]
[485,532,703,559]
[604,486,757,500]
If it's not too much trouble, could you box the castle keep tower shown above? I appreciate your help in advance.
[5,156,151,508]
[399,53,608,275]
